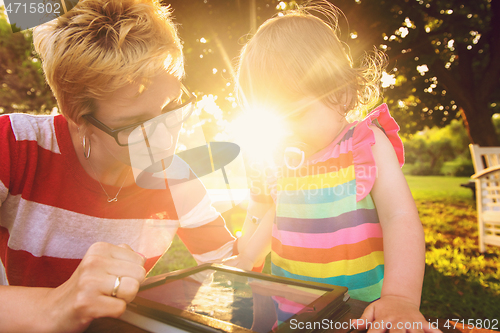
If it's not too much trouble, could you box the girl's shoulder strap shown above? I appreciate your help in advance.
[352,103,405,201]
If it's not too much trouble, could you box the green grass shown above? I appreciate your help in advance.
[405,175,500,321]
[417,198,500,320]
[147,235,197,276]
[405,175,473,200]
[149,175,500,323]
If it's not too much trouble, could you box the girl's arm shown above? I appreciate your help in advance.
[356,126,440,333]
[223,199,275,270]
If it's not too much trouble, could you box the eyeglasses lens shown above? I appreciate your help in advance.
[119,103,195,145]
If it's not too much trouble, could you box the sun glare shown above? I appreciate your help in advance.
[417,64,429,76]
[381,71,396,88]
[229,107,288,165]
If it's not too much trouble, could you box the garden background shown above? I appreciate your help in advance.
[1,0,499,324]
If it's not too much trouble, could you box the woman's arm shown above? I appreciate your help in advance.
[356,126,439,333]
[0,242,146,333]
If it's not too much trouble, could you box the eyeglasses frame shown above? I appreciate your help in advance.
[82,83,197,147]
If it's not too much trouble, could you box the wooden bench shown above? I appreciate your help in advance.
[460,180,476,199]
[469,144,500,253]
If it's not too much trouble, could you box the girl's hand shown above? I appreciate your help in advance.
[352,295,442,333]
[45,242,146,333]
[266,169,278,202]
[222,254,255,271]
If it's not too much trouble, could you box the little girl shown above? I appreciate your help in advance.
[225,2,440,332]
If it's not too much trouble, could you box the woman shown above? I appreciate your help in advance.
[0,0,236,331]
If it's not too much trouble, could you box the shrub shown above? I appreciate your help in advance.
[441,156,475,177]
[403,119,472,176]
[404,161,440,175]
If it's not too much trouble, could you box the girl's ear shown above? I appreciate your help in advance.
[324,91,351,116]
[342,90,355,113]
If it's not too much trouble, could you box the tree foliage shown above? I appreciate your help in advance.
[166,0,500,145]
[329,0,500,145]
[2,0,499,147]
[0,7,57,115]
[403,120,474,176]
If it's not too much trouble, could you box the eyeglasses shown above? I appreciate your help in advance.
[83,84,196,146]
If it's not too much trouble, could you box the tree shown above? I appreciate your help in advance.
[337,0,500,145]
[4,0,498,147]
[166,0,500,145]
[0,9,57,115]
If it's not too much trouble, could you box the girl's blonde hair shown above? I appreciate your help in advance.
[236,1,387,118]
[33,0,184,125]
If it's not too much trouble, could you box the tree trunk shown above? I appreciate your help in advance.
[460,107,500,147]
[428,55,499,147]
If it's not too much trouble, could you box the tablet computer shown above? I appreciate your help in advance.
[121,263,350,333]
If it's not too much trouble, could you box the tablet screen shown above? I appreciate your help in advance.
[137,268,328,332]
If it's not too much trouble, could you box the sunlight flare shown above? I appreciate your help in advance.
[229,107,289,164]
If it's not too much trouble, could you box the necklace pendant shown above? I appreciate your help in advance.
[107,198,118,203]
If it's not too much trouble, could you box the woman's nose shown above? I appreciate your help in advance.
[146,122,174,150]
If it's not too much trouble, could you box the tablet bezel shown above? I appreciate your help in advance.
[127,263,350,333]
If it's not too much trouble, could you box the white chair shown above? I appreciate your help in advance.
[469,144,500,252]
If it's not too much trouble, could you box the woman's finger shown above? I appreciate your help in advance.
[107,275,141,303]
[83,294,128,319]
[112,244,146,266]
[103,259,146,283]
[86,242,145,266]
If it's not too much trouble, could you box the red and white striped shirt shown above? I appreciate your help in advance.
[0,113,236,288]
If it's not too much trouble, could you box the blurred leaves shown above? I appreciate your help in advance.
[2,0,499,145]
[166,0,499,144]
[328,0,500,144]
[403,119,474,175]
[0,7,57,115]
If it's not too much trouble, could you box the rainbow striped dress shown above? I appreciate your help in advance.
[269,104,404,302]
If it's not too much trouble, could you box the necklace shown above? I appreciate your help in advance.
[86,159,130,203]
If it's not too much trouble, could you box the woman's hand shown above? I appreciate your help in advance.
[45,242,146,333]
[353,296,442,333]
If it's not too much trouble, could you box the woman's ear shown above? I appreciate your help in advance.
[75,98,98,134]
[74,117,94,139]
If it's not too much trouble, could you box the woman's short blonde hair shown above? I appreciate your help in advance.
[236,1,386,118]
[33,0,184,125]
